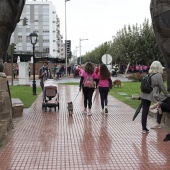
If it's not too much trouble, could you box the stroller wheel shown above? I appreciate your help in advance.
[58,103,59,110]
[54,107,56,112]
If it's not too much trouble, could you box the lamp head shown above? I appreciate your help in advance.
[29,32,38,45]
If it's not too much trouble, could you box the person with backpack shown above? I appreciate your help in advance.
[96,64,112,114]
[140,61,170,134]
[79,62,97,116]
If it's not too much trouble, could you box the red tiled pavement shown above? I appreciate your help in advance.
[1,85,170,170]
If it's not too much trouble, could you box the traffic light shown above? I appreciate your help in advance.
[11,43,16,54]
[7,43,16,56]
[23,17,28,26]
[66,40,71,58]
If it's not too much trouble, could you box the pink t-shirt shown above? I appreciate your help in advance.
[81,71,96,84]
[80,69,85,76]
[96,73,109,87]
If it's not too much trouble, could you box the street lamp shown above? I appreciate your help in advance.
[74,46,79,64]
[65,0,70,77]
[29,32,38,95]
[79,38,88,65]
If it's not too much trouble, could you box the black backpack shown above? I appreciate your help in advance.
[140,73,156,93]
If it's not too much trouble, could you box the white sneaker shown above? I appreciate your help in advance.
[82,109,87,114]
[87,110,92,116]
[101,109,104,114]
[151,123,161,129]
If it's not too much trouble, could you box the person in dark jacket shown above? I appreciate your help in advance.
[38,60,52,90]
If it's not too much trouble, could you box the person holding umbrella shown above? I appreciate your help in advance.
[140,61,170,134]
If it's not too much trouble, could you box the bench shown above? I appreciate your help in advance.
[11,98,24,117]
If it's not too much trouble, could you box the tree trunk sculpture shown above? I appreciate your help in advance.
[150,0,170,91]
[0,0,25,72]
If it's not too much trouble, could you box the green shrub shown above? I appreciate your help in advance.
[127,73,146,82]
[127,71,167,82]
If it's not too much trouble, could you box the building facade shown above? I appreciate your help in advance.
[10,1,63,59]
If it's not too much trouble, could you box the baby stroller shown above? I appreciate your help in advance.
[42,79,59,112]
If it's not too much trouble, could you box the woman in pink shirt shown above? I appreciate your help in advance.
[79,62,97,116]
[97,64,112,114]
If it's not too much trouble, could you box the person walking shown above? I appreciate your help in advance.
[140,61,170,134]
[67,65,71,77]
[79,62,97,116]
[38,60,52,90]
[60,65,65,77]
[96,64,112,114]
[52,63,58,77]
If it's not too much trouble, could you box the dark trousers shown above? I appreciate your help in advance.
[68,70,71,76]
[82,86,94,109]
[141,99,151,130]
[142,98,170,128]
[157,97,170,124]
[99,87,109,109]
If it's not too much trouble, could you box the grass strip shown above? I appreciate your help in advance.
[9,86,42,108]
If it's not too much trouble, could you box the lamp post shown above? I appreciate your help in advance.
[29,32,38,95]
[74,46,79,64]
[65,0,70,77]
[79,38,88,65]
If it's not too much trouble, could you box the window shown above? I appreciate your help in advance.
[34,5,38,13]
[18,27,22,33]
[26,36,30,43]
[18,36,22,43]
[43,40,49,43]
[43,5,49,13]
[25,5,30,13]
[26,28,30,33]
[43,48,49,53]
[43,30,49,33]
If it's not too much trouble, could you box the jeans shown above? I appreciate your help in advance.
[99,87,109,109]
[82,86,94,109]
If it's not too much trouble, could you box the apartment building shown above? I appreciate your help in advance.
[56,16,65,59]
[10,1,62,58]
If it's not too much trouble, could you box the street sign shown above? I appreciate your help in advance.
[102,54,112,64]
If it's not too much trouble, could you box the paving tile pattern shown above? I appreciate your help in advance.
[0,85,170,170]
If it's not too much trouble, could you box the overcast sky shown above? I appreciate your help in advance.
[35,0,151,56]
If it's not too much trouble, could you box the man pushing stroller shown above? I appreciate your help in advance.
[38,60,52,90]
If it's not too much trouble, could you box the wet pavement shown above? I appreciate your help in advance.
[1,77,170,170]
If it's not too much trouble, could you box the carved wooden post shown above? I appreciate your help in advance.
[0,0,25,134]
[150,0,170,91]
